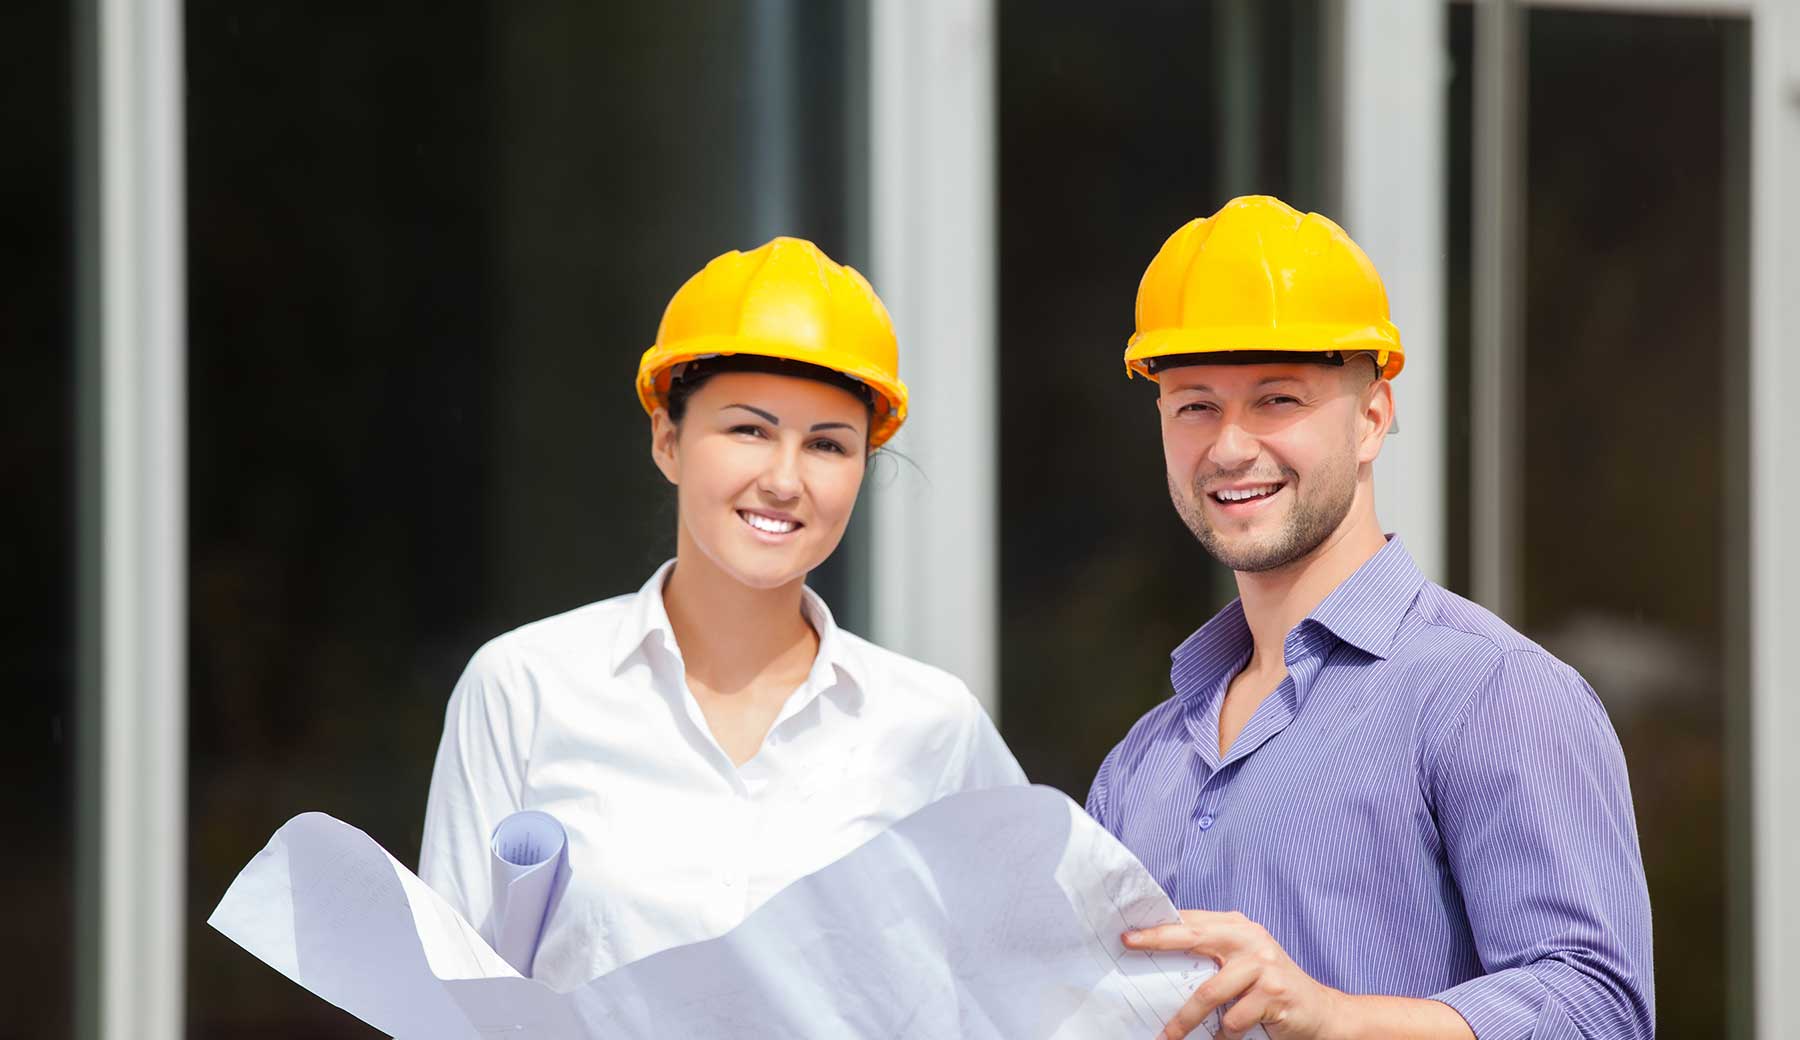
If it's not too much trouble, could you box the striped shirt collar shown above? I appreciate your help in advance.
[607,559,868,705]
[1170,536,1426,705]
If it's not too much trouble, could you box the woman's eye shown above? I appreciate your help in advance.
[810,438,847,455]
[728,424,766,438]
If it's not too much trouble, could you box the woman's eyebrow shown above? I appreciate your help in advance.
[809,421,858,433]
[724,404,780,424]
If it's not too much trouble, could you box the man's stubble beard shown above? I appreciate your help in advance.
[1169,447,1358,573]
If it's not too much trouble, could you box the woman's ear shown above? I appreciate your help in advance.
[650,408,681,485]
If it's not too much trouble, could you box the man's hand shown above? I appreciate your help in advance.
[1124,910,1344,1040]
[1124,911,1477,1040]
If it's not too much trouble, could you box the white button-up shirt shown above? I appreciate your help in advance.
[419,561,1026,991]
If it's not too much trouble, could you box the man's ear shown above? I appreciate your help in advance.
[1357,378,1395,465]
[650,408,681,485]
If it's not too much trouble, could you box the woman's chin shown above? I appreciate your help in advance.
[702,543,819,591]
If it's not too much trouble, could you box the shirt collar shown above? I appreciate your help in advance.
[607,559,868,704]
[1168,535,1426,702]
[1304,535,1426,661]
[608,559,681,675]
[1169,598,1253,705]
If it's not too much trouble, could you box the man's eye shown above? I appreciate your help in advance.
[1177,402,1216,416]
[1263,396,1299,408]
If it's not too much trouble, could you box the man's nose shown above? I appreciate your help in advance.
[1207,418,1259,470]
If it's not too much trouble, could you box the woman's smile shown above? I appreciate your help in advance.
[738,508,803,539]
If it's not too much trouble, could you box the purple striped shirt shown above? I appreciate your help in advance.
[1086,537,1654,1038]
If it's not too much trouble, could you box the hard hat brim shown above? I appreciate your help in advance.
[1123,322,1404,381]
[637,335,910,449]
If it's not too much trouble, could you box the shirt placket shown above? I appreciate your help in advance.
[714,765,758,925]
[1178,687,1232,893]
[1176,633,1327,906]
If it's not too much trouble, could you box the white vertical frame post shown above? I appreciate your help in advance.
[1750,3,1800,1037]
[78,0,188,1037]
[867,0,1000,716]
[1471,0,1527,620]
[1338,0,1448,584]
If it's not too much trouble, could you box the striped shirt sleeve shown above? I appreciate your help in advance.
[1427,650,1655,1040]
[1085,743,1118,834]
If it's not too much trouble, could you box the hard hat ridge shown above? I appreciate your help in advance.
[637,237,910,448]
[1125,195,1404,381]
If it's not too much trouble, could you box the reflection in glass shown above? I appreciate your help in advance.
[185,4,862,1035]
[1520,11,1748,1034]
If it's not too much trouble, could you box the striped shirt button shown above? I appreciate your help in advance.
[1197,815,1215,830]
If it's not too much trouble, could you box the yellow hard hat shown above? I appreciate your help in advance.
[1125,195,1404,381]
[636,236,910,449]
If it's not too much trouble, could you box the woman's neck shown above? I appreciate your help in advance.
[660,540,818,696]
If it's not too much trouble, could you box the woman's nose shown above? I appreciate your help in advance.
[758,439,804,500]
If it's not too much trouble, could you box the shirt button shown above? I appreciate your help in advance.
[1198,815,1215,830]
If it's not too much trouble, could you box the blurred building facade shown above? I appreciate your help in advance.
[8,0,1800,1037]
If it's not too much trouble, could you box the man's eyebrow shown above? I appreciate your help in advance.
[724,404,780,424]
[809,421,858,433]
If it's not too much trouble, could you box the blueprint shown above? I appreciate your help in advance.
[208,785,1261,1038]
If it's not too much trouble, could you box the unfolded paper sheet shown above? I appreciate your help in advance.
[209,785,1264,1039]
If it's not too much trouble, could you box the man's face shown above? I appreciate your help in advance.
[1156,360,1382,573]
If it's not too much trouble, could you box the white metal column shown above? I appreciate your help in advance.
[79,0,188,1037]
[1471,0,1527,621]
[867,0,1000,716]
[1750,3,1800,1037]
[1339,0,1449,584]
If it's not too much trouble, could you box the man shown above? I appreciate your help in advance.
[1087,196,1653,1039]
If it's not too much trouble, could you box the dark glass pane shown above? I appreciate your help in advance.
[0,2,76,1035]
[996,0,1323,796]
[1444,2,1474,598]
[185,4,861,1034]
[1522,10,1748,1033]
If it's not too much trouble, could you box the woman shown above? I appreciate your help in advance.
[418,236,1025,991]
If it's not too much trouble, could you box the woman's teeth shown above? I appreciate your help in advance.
[741,511,798,534]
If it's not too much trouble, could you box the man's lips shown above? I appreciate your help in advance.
[1207,481,1286,506]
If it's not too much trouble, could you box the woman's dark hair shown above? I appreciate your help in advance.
[665,355,877,429]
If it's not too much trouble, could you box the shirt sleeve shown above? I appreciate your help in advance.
[934,684,1028,798]
[1085,742,1119,833]
[418,637,533,942]
[1426,649,1655,1040]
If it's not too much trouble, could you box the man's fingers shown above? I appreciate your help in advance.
[1127,911,1257,958]
[1218,989,1275,1040]
[1156,992,1218,1040]
[1122,923,1203,951]
[1155,958,1260,1040]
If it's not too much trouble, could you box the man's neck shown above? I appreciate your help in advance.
[1234,499,1387,674]
[661,535,817,696]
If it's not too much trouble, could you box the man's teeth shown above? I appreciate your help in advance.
[742,511,798,534]
[1215,485,1280,503]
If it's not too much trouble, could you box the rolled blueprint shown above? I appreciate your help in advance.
[488,810,569,978]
